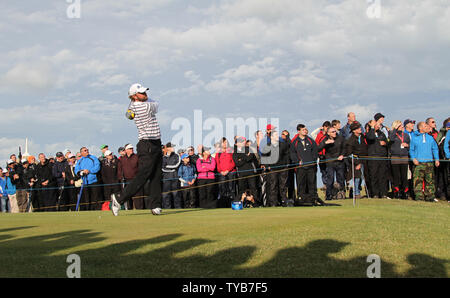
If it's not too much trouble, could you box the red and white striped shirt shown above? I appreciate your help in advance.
[130,99,161,140]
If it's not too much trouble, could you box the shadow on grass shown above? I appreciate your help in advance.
[0,227,447,278]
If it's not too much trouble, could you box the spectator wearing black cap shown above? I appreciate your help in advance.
[404,119,416,199]
[162,142,182,209]
[53,152,69,210]
[344,121,368,199]
[404,119,416,139]
[366,119,389,198]
[118,147,126,160]
[374,113,389,138]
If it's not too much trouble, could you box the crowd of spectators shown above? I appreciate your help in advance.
[1,112,449,213]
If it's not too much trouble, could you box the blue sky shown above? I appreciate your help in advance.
[1,0,449,164]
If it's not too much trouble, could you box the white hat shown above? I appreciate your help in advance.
[128,83,149,96]
[104,150,112,156]
[2,169,7,173]
[125,144,134,150]
[67,153,75,159]
[7,159,14,165]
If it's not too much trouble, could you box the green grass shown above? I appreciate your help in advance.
[0,199,448,278]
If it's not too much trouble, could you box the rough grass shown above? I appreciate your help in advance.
[0,199,448,278]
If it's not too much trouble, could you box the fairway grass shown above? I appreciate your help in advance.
[0,199,448,278]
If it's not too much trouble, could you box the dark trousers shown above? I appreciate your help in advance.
[408,162,415,198]
[217,172,236,208]
[80,182,102,210]
[319,158,328,186]
[119,139,162,210]
[237,174,257,200]
[162,177,181,209]
[368,159,388,197]
[266,169,288,206]
[391,163,408,193]
[287,168,296,200]
[64,186,79,211]
[30,188,39,211]
[325,162,345,200]
[436,161,448,199]
[197,179,217,208]
[180,186,196,208]
[38,187,56,212]
[56,186,67,211]
[296,165,317,199]
[104,183,121,208]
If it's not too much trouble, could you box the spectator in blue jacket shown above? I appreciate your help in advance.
[410,122,440,201]
[0,168,10,212]
[444,125,450,159]
[75,147,101,210]
[178,153,197,208]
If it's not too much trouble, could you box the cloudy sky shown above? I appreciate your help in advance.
[1,0,449,164]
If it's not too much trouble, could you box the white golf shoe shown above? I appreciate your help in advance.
[111,193,121,216]
[151,207,162,215]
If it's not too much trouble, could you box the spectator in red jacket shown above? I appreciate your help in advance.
[215,137,236,207]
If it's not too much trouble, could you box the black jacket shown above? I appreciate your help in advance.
[53,160,69,186]
[290,135,318,165]
[366,128,388,157]
[101,157,119,184]
[388,129,410,157]
[36,160,56,188]
[9,163,27,189]
[162,152,181,178]
[344,134,368,164]
[232,145,259,176]
[318,135,345,161]
[23,164,37,187]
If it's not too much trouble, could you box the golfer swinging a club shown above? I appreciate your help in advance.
[110,83,163,216]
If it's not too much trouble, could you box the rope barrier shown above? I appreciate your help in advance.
[5,154,448,211]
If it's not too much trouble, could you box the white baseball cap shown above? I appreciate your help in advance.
[128,83,149,96]
[104,150,112,156]
[7,159,14,165]
[125,144,134,150]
